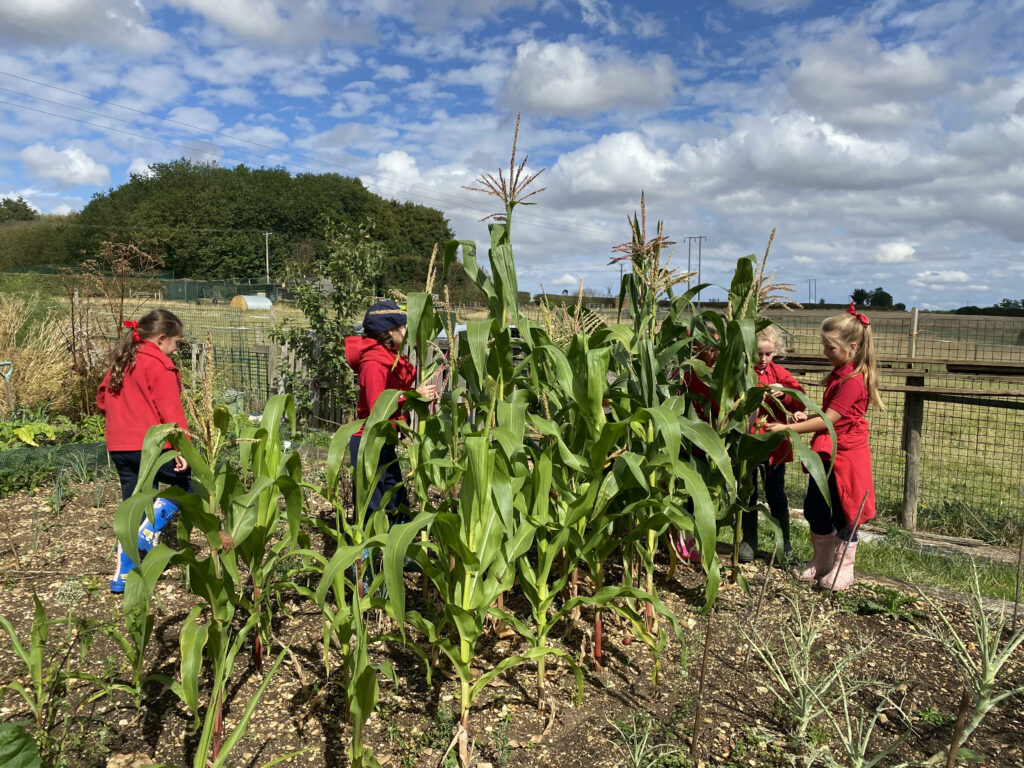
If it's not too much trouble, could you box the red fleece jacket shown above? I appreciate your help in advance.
[345,336,417,434]
[96,341,188,451]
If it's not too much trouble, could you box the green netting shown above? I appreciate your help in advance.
[0,441,109,495]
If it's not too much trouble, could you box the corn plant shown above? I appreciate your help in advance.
[113,396,302,767]
[298,390,423,768]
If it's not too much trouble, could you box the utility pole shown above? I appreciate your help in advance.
[263,232,272,284]
[684,235,707,298]
[807,278,818,304]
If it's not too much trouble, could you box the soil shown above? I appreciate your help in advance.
[1,477,1023,768]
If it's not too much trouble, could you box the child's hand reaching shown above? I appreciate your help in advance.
[416,383,437,400]
[174,454,188,472]
[792,410,808,422]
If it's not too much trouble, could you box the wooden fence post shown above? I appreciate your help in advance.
[900,308,922,531]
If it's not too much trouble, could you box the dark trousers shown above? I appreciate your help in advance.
[348,435,409,522]
[745,462,791,549]
[803,467,858,541]
[109,451,193,502]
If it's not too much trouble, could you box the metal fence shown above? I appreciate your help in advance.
[767,308,1024,542]
[81,298,1024,541]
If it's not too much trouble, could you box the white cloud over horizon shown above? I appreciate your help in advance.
[0,0,1022,308]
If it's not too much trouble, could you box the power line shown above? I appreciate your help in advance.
[0,70,626,242]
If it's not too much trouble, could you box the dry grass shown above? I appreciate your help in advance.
[0,294,74,416]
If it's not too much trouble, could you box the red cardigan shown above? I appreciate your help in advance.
[96,341,188,451]
[345,336,417,435]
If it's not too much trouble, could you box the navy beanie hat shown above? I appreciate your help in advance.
[362,300,407,337]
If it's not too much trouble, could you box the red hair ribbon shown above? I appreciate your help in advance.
[123,319,142,341]
[846,303,870,326]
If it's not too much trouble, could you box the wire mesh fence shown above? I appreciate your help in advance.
[771,310,1024,362]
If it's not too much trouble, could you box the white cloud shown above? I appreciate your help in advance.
[0,0,171,53]
[19,144,110,187]
[502,41,677,116]
[909,270,988,291]
[375,64,411,81]
[576,0,662,39]
[197,86,256,106]
[551,272,580,286]
[787,31,951,131]
[167,107,223,133]
[551,132,675,201]
[792,255,814,265]
[874,240,917,264]
[729,0,813,13]
[127,158,154,177]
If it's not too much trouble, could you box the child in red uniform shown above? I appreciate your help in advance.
[96,309,191,593]
[742,325,805,562]
[674,325,720,563]
[344,301,435,520]
[767,304,883,591]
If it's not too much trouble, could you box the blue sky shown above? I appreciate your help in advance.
[1,0,1022,309]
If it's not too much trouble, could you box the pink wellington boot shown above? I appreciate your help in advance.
[818,539,858,592]
[794,532,837,582]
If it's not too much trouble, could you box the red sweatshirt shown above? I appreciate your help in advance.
[809,361,876,526]
[755,361,805,465]
[96,341,188,451]
[345,336,417,434]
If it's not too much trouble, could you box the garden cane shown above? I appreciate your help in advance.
[0,361,14,413]
[824,490,870,594]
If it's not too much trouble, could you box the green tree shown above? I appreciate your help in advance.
[0,196,37,223]
[271,221,384,423]
[850,288,870,305]
[70,159,452,281]
[868,287,894,308]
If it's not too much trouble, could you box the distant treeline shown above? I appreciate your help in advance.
[954,299,1024,317]
[0,159,485,303]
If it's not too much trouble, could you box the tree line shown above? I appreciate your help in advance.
[0,160,485,300]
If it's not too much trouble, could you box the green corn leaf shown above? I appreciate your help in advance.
[325,420,363,503]
[179,605,209,720]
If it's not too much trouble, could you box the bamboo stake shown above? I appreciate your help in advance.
[1013,485,1024,628]
[742,544,777,671]
[946,687,972,768]
[690,605,715,761]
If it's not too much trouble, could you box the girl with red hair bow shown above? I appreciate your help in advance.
[97,309,191,593]
[766,304,884,591]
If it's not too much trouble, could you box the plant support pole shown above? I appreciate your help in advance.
[690,604,715,761]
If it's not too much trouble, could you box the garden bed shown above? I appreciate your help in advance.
[2,476,1022,768]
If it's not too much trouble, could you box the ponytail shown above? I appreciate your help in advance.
[107,309,184,393]
[820,310,885,410]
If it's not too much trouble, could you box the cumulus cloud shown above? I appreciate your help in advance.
[375,64,411,81]
[502,41,677,116]
[874,240,916,264]
[551,132,675,201]
[0,0,171,53]
[909,270,988,291]
[167,107,223,133]
[127,158,154,178]
[787,31,951,131]
[20,144,110,188]
[551,272,580,286]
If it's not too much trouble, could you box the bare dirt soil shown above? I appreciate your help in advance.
[1,479,1023,768]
